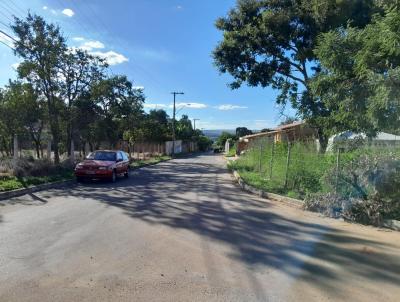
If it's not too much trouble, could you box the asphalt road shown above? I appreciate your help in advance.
[1,153,399,302]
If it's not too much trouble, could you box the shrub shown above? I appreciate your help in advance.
[13,158,72,178]
[304,193,345,218]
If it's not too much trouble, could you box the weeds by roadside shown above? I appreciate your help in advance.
[0,157,74,192]
[230,139,400,225]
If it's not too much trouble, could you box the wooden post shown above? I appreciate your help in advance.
[284,142,291,189]
[269,141,275,179]
[335,147,342,194]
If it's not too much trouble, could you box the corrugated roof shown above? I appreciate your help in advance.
[276,120,304,130]
[239,121,305,140]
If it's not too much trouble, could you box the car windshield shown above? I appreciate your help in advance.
[86,151,116,161]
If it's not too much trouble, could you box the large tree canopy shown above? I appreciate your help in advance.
[312,5,400,136]
[213,0,381,149]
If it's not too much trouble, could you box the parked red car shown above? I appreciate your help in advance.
[75,150,130,182]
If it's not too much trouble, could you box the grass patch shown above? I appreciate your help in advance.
[130,155,171,168]
[0,170,74,192]
[230,140,400,203]
[226,143,237,157]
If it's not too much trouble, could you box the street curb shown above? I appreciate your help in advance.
[231,169,400,232]
[0,158,172,201]
[130,158,172,170]
[0,179,76,201]
[232,170,304,209]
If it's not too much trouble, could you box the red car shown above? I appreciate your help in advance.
[75,150,130,182]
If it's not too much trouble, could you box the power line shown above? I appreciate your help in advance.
[5,0,27,16]
[0,29,17,42]
[0,20,11,29]
[0,1,22,20]
[0,38,14,50]
[67,0,165,91]
[0,9,14,23]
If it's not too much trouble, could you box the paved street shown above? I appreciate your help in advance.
[0,153,399,302]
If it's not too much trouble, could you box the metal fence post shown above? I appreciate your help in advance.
[284,142,291,189]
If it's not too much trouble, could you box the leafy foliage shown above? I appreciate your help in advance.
[213,0,382,149]
[312,6,400,137]
[216,131,237,148]
[235,127,252,138]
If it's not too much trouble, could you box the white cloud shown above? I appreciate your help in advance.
[42,6,48,10]
[71,38,128,66]
[176,5,183,10]
[171,102,207,109]
[144,103,167,109]
[11,62,20,70]
[62,8,74,17]
[90,50,128,65]
[215,104,248,111]
[79,40,105,51]
[51,9,57,15]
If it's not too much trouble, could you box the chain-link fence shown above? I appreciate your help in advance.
[231,137,400,223]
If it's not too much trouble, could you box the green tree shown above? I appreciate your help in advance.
[176,115,194,141]
[216,131,236,147]
[236,127,253,138]
[12,13,67,163]
[213,0,380,151]
[91,75,144,147]
[60,49,107,155]
[0,81,46,158]
[197,135,213,151]
[312,5,400,137]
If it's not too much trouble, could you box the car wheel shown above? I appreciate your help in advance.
[111,170,117,183]
[124,167,130,178]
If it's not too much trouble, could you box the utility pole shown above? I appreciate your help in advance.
[193,119,200,131]
[171,91,184,156]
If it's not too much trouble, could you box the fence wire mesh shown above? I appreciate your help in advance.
[232,137,400,202]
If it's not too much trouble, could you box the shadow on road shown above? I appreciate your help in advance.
[51,155,400,296]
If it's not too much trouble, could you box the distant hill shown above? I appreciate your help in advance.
[202,129,236,141]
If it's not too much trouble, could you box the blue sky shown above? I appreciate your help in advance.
[0,0,294,130]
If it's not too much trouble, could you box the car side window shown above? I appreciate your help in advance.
[117,152,123,161]
[122,152,128,161]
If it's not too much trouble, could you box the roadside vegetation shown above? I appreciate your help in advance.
[0,13,212,191]
[0,158,73,191]
[215,1,400,227]
[229,139,400,226]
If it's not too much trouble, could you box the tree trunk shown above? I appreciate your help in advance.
[66,126,71,157]
[317,128,329,153]
[47,94,61,164]
[35,143,40,159]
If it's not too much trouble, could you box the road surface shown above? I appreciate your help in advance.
[1,153,399,301]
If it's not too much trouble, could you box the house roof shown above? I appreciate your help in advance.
[276,120,305,130]
[239,121,306,141]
